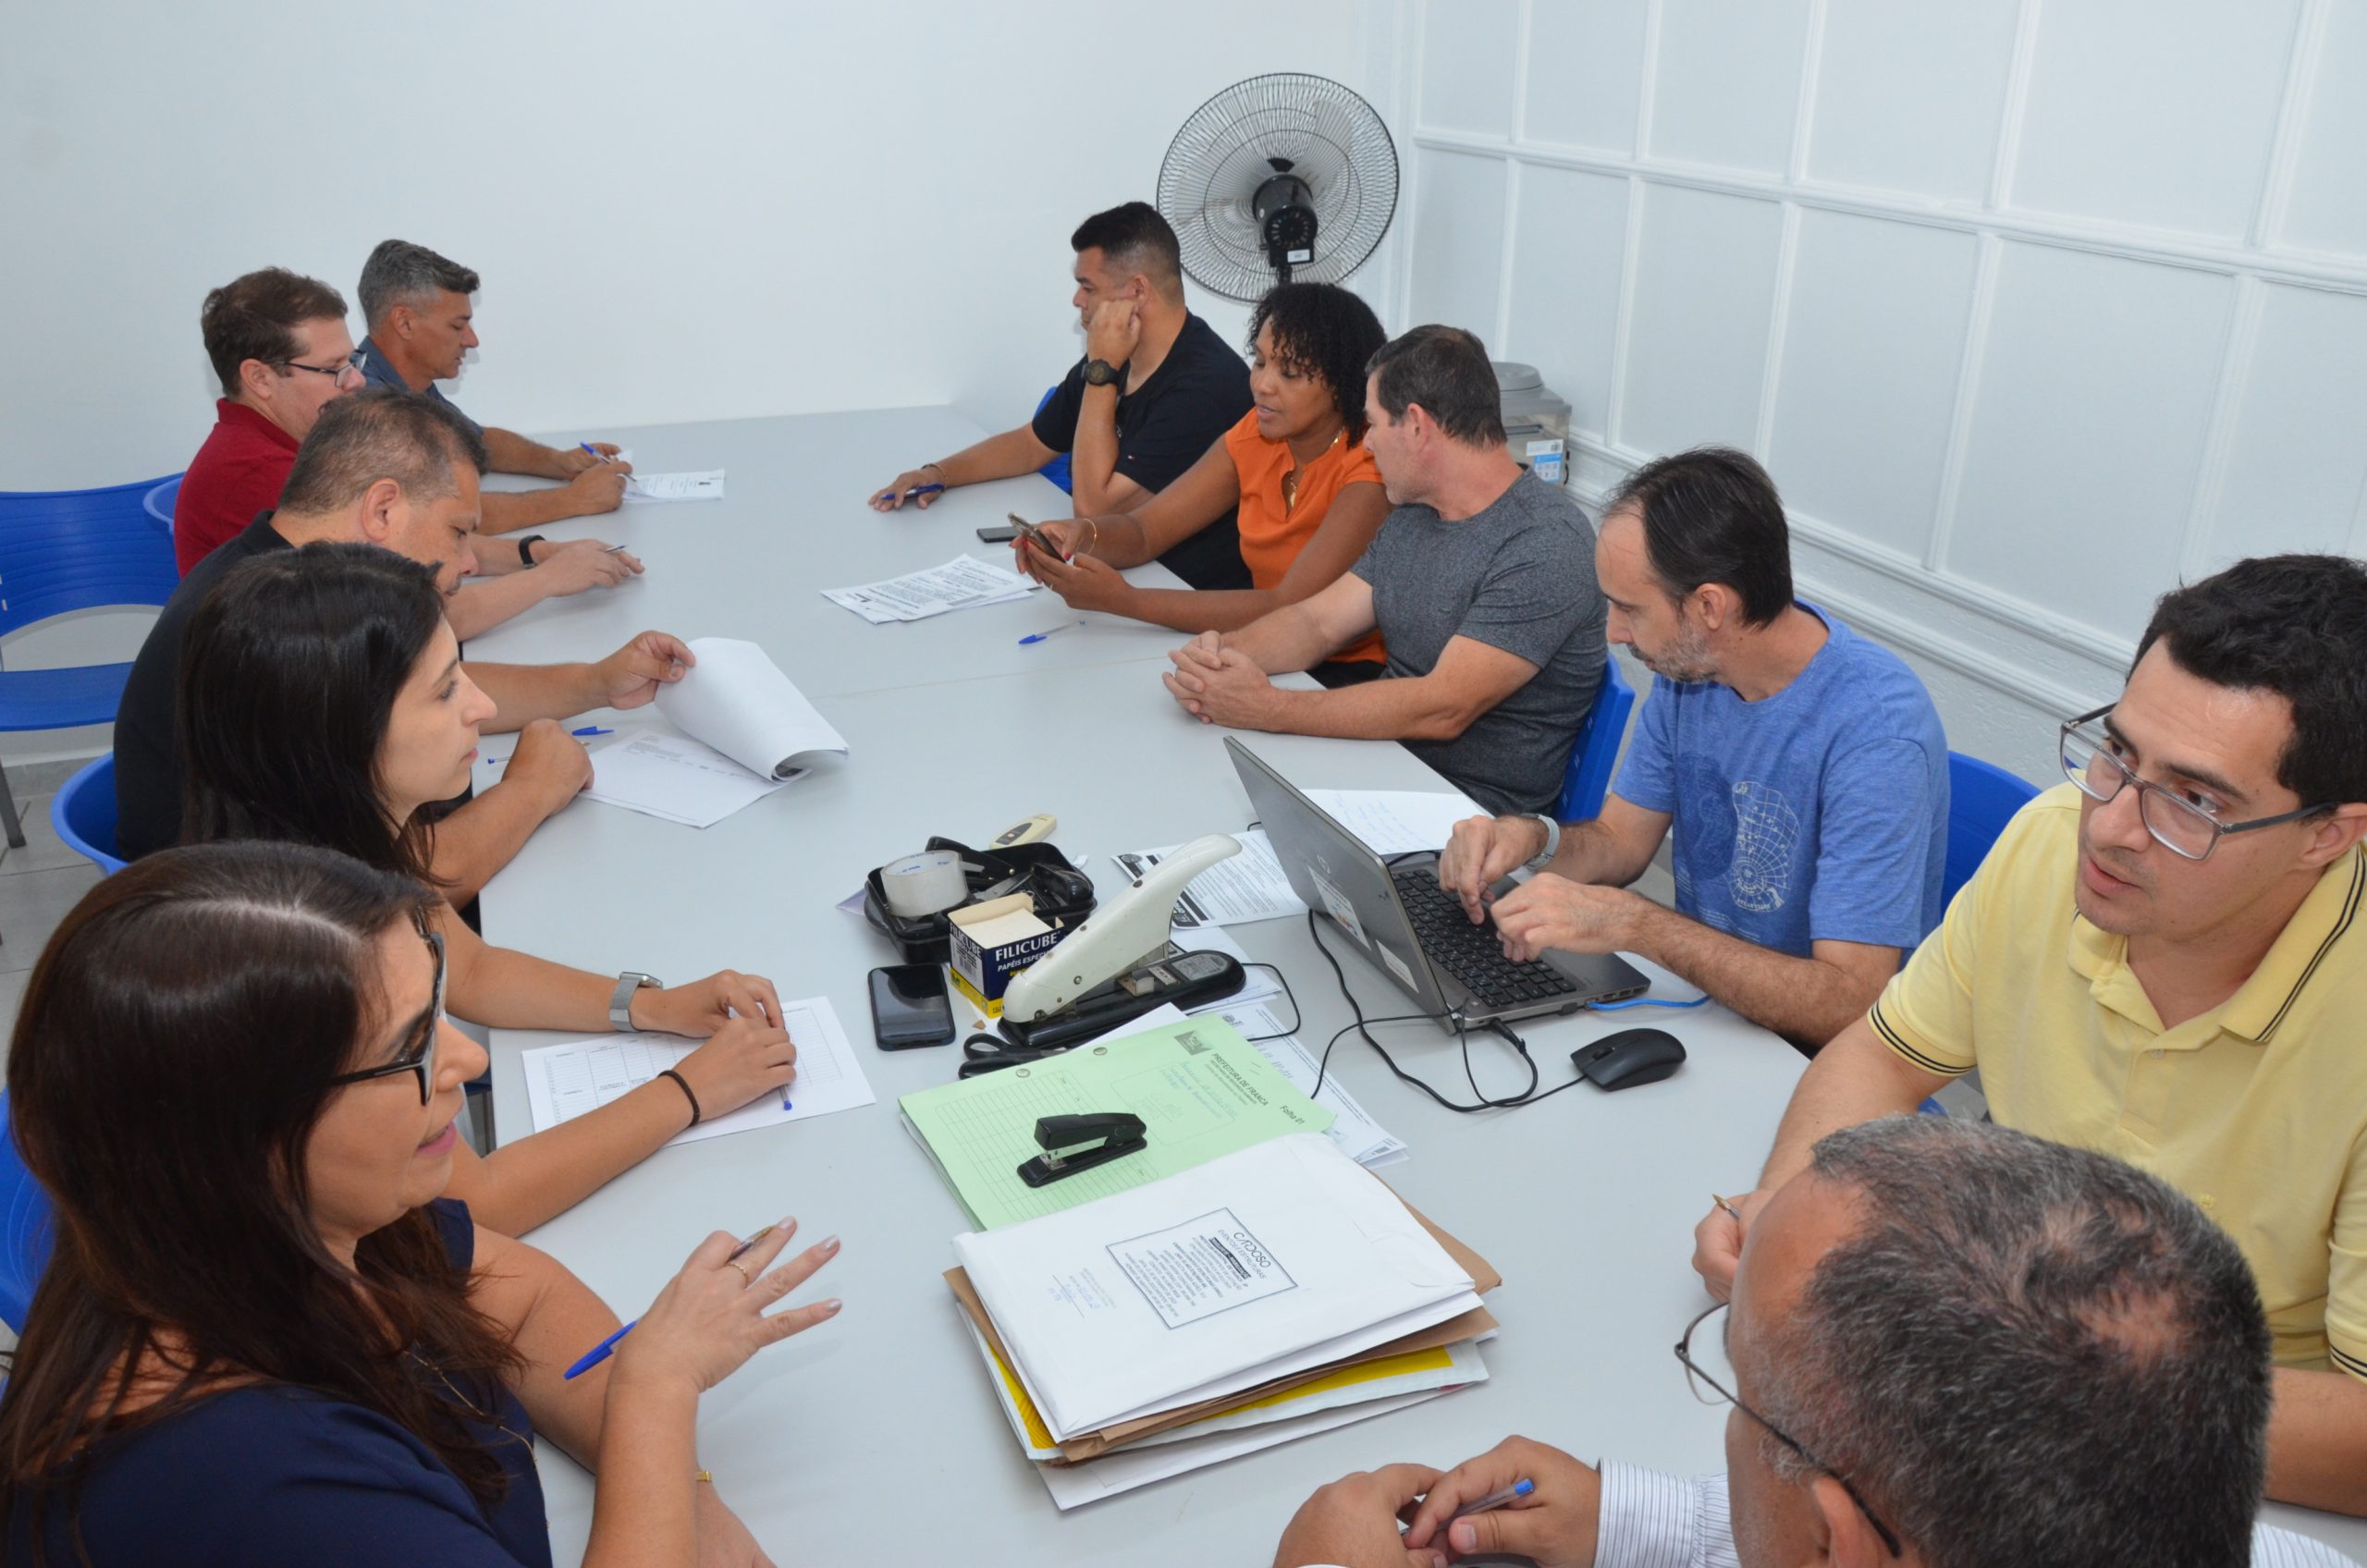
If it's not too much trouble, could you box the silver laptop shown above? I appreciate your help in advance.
[1225,739,1650,1030]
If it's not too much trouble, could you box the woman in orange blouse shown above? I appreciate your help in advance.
[1016,283,1392,684]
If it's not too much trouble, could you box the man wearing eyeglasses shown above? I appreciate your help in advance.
[1274,1116,2358,1566]
[175,268,368,573]
[1690,553,2367,1519]
[177,267,639,618]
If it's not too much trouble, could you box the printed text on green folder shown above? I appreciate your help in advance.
[898,1016,1334,1229]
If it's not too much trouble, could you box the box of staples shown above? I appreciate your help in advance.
[948,894,1065,1017]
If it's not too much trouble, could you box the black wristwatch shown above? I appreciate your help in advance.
[1081,358,1123,388]
[517,534,545,567]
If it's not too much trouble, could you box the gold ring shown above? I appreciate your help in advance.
[726,1259,754,1287]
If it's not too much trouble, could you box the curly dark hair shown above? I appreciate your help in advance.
[2136,553,2367,807]
[1245,283,1389,444]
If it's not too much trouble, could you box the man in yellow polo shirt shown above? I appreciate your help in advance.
[1689,553,2367,1518]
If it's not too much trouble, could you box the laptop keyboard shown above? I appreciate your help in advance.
[1392,871,1580,1011]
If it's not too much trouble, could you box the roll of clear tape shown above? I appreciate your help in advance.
[881,850,967,918]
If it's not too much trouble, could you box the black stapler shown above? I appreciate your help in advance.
[1015,1113,1147,1187]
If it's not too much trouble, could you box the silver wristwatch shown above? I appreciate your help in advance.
[1520,814,1563,872]
[609,971,661,1032]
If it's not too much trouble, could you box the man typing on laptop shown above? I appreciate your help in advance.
[1437,448,1948,1052]
[1230,739,1649,1035]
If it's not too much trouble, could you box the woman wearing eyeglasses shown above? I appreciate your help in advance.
[174,543,799,1236]
[0,842,838,1565]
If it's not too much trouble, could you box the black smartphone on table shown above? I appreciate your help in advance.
[867,963,956,1049]
[975,524,1019,543]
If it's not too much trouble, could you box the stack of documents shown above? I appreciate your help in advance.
[821,555,1038,622]
[944,1133,1498,1507]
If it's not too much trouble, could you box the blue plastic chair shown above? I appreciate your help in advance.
[0,1093,55,1331]
[51,753,126,874]
[0,477,181,847]
[1033,386,1074,495]
[1943,751,2041,907]
[1556,656,1637,823]
[142,474,181,542]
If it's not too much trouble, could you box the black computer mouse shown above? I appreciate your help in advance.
[1573,1027,1686,1091]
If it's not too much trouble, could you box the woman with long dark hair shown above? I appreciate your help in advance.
[177,544,798,1234]
[0,842,837,1564]
[1014,282,1394,684]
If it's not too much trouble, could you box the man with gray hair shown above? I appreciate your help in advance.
[115,389,696,899]
[1273,1115,2358,1567]
[358,238,630,533]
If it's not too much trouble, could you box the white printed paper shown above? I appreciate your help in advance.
[519,997,875,1145]
[1116,831,1306,928]
[1109,1208,1297,1328]
[580,731,792,828]
[820,554,1038,623]
[655,637,848,780]
[1302,788,1487,855]
[624,469,726,502]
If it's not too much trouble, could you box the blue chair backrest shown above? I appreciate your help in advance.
[143,475,181,540]
[1033,386,1074,496]
[1557,656,1637,823]
[0,477,183,636]
[1944,751,2041,906]
[52,753,126,874]
[0,1093,55,1332]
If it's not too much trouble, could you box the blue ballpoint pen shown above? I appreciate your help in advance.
[570,726,614,738]
[579,442,612,463]
[1019,619,1086,645]
[900,482,946,500]
[563,1225,776,1379]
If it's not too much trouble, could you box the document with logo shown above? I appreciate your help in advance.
[951,1133,1479,1439]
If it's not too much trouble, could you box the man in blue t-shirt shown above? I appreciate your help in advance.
[1436,447,1948,1050]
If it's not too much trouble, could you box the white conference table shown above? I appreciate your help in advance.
[472,410,2367,1564]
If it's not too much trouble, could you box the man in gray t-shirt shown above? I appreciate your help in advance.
[1164,325,1608,815]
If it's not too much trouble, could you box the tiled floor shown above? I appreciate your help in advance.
[0,792,105,1046]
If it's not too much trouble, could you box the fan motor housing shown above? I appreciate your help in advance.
[1254,172,1319,270]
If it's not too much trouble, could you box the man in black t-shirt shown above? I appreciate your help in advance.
[115,390,699,900]
[868,202,1252,590]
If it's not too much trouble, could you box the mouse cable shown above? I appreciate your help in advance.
[1305,913,1564,1114]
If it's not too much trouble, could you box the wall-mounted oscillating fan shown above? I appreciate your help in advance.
[1157,73,1398,301]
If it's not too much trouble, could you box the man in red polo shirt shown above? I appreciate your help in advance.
[175,266,644,627]
[175,268,359,573]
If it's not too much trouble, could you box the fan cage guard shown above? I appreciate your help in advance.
[1159,72,1399,302]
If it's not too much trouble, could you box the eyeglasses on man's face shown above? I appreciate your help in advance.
[1674,1301,1903,1558]
[326,926,446,1106]
[2057,704,2329,863]
[277,349,369,385]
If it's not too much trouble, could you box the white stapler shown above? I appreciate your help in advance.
[997,833,1242,1023]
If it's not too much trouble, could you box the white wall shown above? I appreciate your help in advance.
[1389,0,2367,780]
[0,1,1403,761]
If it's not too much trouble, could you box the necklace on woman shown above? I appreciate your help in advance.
[1282,427,1345,514]
[408,1350,532,1452]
